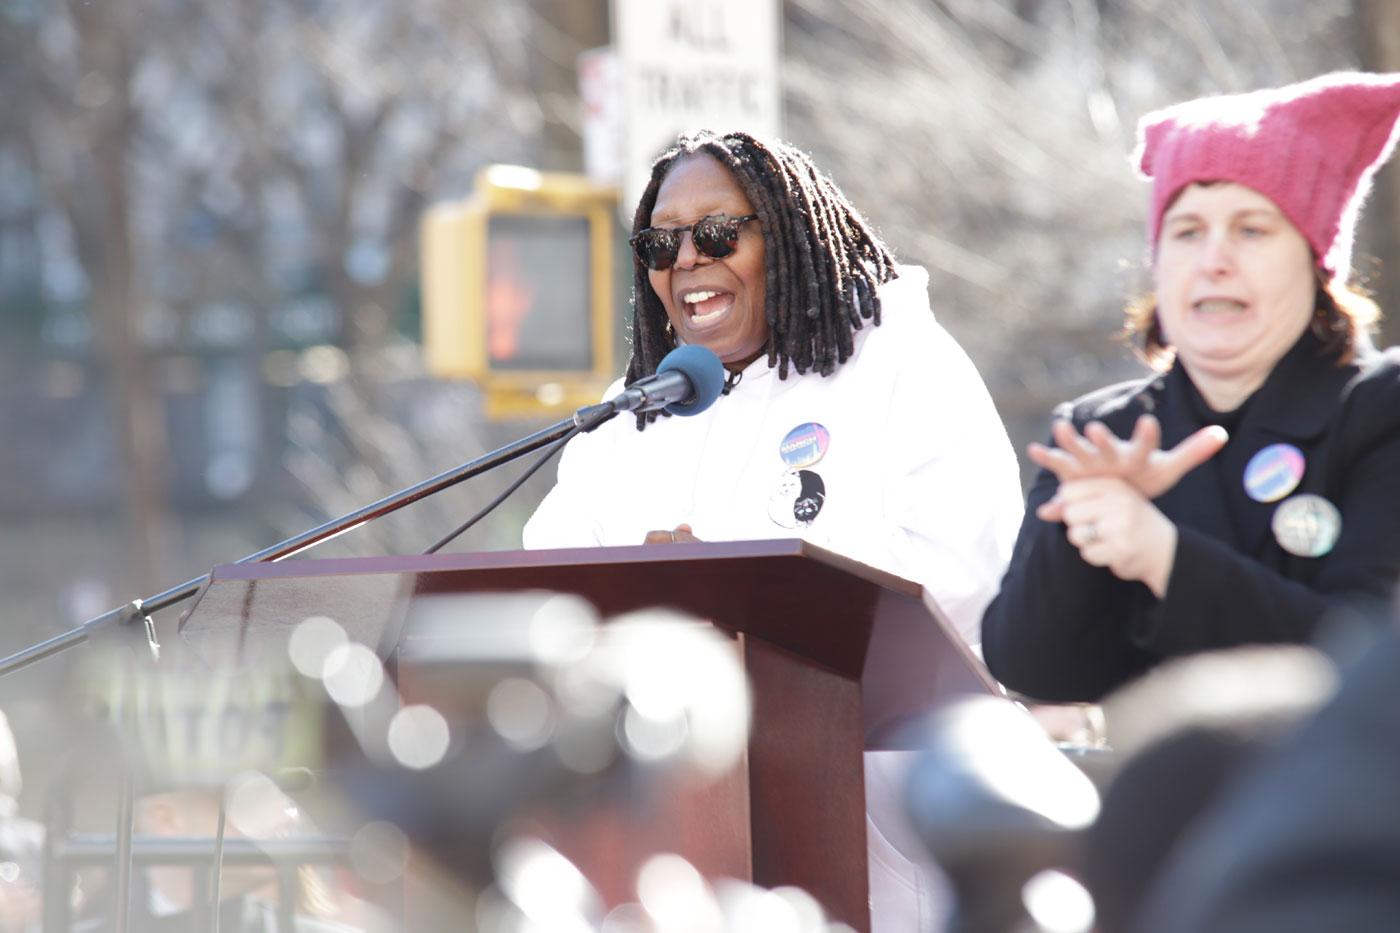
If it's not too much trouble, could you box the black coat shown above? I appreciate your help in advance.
[981,333,1400,702]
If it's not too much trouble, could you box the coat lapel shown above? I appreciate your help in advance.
[1152,367,1240,545]
[1210,334,1358,557]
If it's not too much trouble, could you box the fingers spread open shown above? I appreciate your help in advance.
[1125,414,1161,471]
[1028,442,1083,482]
[1036,496,1067,523]
[1083,421,1123,468]
[1157,425,1229,489]
[1052,419,1101,462]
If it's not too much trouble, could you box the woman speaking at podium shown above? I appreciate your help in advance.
[523,130,1022,930]
[524,129,1021,646]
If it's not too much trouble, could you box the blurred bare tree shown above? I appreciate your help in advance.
[784,0,1374,455]
[2,0,552,594]
[3,0,168,591]
[1356,0,1400,342]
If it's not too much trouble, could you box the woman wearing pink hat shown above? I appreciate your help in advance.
[982,72,1400,703]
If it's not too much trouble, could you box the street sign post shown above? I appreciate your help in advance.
[614,0,782,215]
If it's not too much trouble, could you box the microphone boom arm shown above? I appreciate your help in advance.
[0,405,617,678]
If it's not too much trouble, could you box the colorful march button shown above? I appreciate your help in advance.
[1243,443,1305,503]
[779,422,830,469]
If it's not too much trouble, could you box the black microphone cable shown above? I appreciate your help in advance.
[422,422,586,555]
[421,349,719,555]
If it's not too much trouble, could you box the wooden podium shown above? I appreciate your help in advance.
[178,540,996,930]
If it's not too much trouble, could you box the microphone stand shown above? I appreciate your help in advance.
[0,403,619,678]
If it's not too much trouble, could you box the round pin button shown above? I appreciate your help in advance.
[1272,494,1342,558]
[1243,443,1306,502]
[767,469,826,529]
[779,422,830,469]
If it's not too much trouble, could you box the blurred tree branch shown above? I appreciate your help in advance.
[784,0,1365,451]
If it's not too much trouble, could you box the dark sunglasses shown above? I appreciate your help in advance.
[630,213,759,271]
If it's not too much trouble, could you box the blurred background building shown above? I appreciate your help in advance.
[2,0,1399,795]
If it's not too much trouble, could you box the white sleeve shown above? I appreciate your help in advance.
[858,274,1022,644]
[520,436,599,548]
[886,321,1023,644]
[522,395,633,548]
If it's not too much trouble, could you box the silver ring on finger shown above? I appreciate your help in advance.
[1083,523,1099,544]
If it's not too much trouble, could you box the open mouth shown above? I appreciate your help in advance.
[1192,298,1248,315]
[681,289,736,326]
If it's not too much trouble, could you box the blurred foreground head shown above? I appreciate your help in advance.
[1085,645,1337,933]
[1132,634,1400,933]
[904,696,1100,933]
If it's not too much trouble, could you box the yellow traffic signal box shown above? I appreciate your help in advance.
[423,166,620,419]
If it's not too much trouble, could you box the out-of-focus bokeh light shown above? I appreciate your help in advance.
[599,863,846,933]
[225,771,297,839]
[485,165,544,191]
[941,697,1099,830]
[349,820,411,885]
[1022,869,1095,933]
[603,612,750,775]
[553,658,624,720]
[387,704,451,769]
[288,615,349,678]
[487,677,556,752]
[297,344,349,384]
[527,593,598,667]
[495,837,601,932]
[535,382,567,406]
[770,887,828,932]
[621,704,688,762]
[720,886,808,933]
[637,853,724,933]
[321,642,385,708]
[599,902,652,932]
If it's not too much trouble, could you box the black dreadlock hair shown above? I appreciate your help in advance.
[627,130,899,429]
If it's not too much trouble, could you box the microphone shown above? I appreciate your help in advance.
[602,345,727,417]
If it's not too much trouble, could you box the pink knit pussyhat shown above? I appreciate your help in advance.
[1134,71,1400,280]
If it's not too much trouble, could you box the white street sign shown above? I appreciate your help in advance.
[614,0,782,218]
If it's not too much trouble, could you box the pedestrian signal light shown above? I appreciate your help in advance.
[422,166,618,419]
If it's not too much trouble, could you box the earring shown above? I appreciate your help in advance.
[664,320,676,344]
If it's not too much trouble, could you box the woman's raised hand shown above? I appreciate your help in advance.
[1052,477,1178,597]
[1030,415,1227,522]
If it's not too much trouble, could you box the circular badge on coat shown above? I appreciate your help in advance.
[1271,494,1342,558]
[1243,443,1306,503]
[768,469,826,529]
[778,422,830,469]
